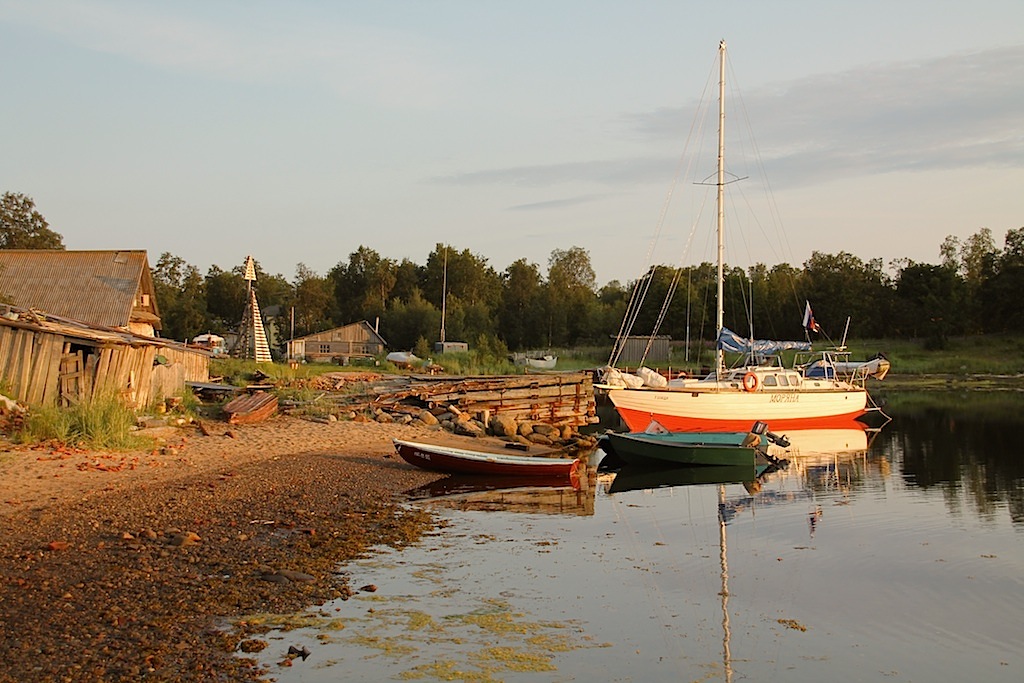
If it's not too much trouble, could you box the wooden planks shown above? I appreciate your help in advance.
[223,391,279,424]
[375,372,598,427]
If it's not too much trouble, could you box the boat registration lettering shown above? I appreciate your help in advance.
[770,394,799,403]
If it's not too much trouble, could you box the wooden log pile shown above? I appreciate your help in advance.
[372,373,598,428]
[270,372,600,454]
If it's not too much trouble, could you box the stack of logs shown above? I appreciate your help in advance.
[369,372,600,453]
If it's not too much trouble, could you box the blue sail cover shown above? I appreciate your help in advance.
[717,327,811,355]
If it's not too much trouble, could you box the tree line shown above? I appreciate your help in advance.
[3,192,1022,355]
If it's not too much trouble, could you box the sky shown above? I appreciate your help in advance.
[1,0,1022,288]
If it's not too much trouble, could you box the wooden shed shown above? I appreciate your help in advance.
[0,307,209,408]
[611,335,672,366]
[287,321,387,363]
[0,249,161,336]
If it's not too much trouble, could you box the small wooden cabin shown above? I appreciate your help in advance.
[287,321,387,363]
[0,249,161,336]
[0,307,209,408]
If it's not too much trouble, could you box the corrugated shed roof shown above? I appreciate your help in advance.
[0,249,152,329]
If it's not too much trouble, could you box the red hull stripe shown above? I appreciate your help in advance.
[615,407,866,433]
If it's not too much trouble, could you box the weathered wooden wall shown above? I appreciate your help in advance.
[0,321,209,408]
[0,323,64,405]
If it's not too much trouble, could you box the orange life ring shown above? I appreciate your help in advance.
[569,458,582,490]
[742,372,759,392]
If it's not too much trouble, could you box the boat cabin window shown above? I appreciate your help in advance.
[787,373,801,386]
[761,375,778,387]
[777,375,790,387]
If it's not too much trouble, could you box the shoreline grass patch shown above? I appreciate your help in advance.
[14,394,150,451]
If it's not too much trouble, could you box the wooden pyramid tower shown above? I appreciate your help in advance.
[233,255,273,363]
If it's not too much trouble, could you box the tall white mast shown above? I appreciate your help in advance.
[715,39,727,376]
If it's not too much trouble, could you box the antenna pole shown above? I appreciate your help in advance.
[440,246,447,344]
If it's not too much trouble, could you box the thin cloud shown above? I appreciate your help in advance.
[658,45,1024,187]
[508,194,606,211]
[0,0,461,108]
[433,157,674,188]
[439,46,1024,192]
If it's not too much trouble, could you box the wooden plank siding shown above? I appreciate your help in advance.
[26,333,52,405]
[289,321,387,362]
[16,327,33,401]
[43,338,64,404]
[0,318,210,409]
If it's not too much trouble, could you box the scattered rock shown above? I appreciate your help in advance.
[238,639,268,653]
[287,644,311,660]
[259,569,316,584]
[454,420,484,437]
[166,531,201,547]
[526,432,554,446]
[488,414,518,437]
[532,423,560,438]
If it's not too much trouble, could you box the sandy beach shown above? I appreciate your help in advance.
[0,414,449,682]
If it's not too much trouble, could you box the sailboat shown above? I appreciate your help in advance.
[606,41,886,433]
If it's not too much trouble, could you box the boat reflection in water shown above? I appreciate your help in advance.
[403,468,598,516]
[607,462,769,494]
[764,417,886,458]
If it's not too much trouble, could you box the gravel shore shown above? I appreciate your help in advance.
[0,415,447,682]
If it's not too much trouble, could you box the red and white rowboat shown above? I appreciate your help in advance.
[393,439,582,478]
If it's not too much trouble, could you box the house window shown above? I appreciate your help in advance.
[319,344,330,354]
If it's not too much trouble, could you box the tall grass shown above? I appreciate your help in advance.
[14,394,150,451]
[845,335,1024,375]
[210,357,379,385]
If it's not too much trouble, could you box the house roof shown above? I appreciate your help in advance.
[0,249,159,329]
[292,320,388,346]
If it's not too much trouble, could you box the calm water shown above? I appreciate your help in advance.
[251,391,1024,682]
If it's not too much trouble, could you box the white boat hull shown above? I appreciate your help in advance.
[608,384,867,432]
